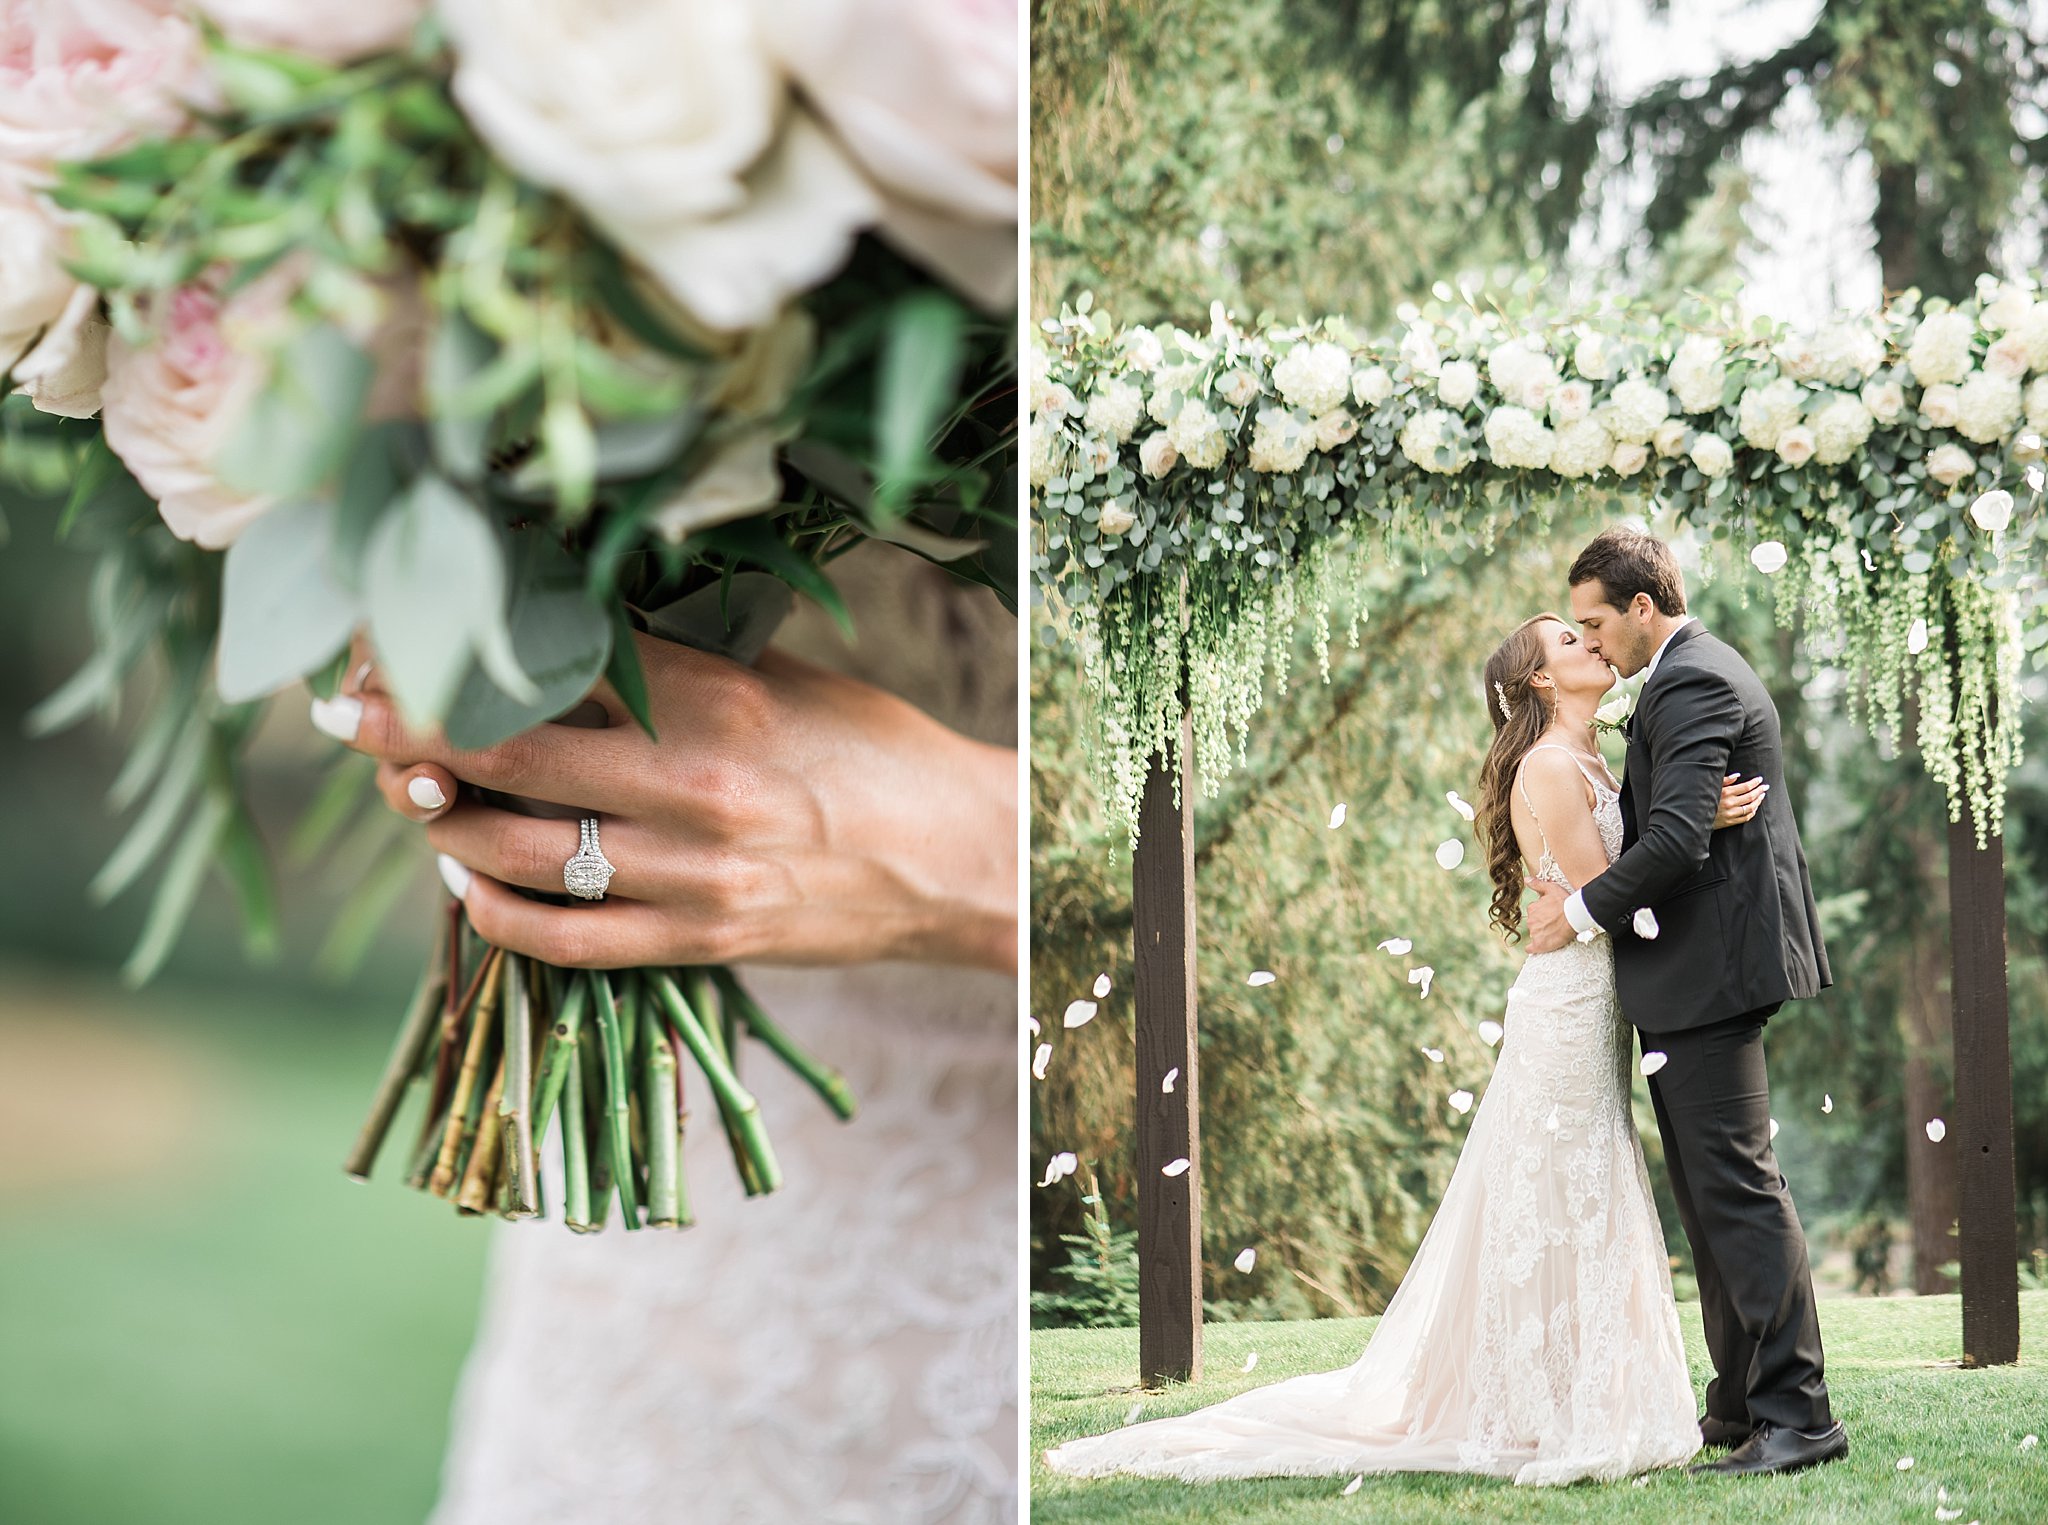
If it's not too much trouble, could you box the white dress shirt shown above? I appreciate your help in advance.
[1563,618,1700,937]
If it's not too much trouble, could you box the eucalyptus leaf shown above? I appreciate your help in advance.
[216,497,360,703]
[215,323,374,498]
[442,530,613,751]
[873,293,966,518]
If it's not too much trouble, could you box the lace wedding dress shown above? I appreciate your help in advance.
[1043,745,1699,1489]
[429,548,1017,1525]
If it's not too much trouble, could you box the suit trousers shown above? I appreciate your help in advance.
[1644,1006,1833,1433]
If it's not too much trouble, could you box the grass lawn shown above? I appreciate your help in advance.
[1032,1292,2048,1523]
[0,961,490,1525]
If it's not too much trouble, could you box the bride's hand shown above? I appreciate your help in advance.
[1712,772,1767,829]
[314,636,1016,975]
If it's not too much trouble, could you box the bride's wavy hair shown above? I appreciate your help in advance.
[1477,614,1567,941]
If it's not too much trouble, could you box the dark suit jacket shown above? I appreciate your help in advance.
[1580,622,1832,1033]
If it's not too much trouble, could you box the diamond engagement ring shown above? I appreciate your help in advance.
[563,817,615,900]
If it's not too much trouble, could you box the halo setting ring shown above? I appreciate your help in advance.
[564,817,615,901]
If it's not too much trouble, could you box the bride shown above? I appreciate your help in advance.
[1044,611,1766,1489]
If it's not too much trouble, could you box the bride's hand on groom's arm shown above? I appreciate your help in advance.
[316,635,1018,975]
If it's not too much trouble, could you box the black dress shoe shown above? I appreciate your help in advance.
[1699,1414,1754,1448]
[1688,1420,1848,1477]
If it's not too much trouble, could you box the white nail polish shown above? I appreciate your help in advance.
[408,776,447,811]
[437,853,472,900]
[309,694,363,743]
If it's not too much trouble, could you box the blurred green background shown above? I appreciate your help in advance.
[1030,0,2048,1328]
[0,465,486,1525]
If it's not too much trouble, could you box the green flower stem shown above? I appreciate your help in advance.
[424,945,501,1150]
[342,928,449,1181]
[499,954,540,1220]
[664,1021,697,1227]
[678,968,765,1194]
[428,954,504,1197]
[528,971,589,1143]
[641,993,682,1227]
[454,1053,506,1214]
[563,1034,595,1233]
[714,967,858,1122]
[650,971,781,1195]
[403,1092,451,1192]
[587,971,642,1229]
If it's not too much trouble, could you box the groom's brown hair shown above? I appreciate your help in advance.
[1568,528,1688,616]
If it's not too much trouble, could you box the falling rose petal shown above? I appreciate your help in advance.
[1822,1093,1834,1114]
[1063,999,1098,1029]
[2021,1433,2038,1448]
[1028,1015,1041,1036]
[1419,1045,1444,1063]
[1927,1117,1947,1142]
[1242,1351,1259,1372]
[1633,907,1661,940]
[1124,1402,1144,1425]
[1908,618,1929,655]
[1641,1051,1668,1077]
[1377,937,1413,956]
[1862,548,1877,572]
[1544,1105,1560,1132]
[1247,970,1277,987]
[1408,966,1435,999]
[1448,1089,1474,1114]
[1031,1043,1052,1080]
[1631,1477,1649,1488]
[1937,1509,1963,1522]
[1328,802,1348,829]
[1435,838,1465,870]
[1896,1455,1915,1471]
[1769,1117,1780,1140]
[1478,1019,1504,1047]
[1162,1067,1179,1093]
[1342,1476,1363,1496]
[1093,973,1112,998]
[1037,1152,1079,1187]
[1447,791,1476,822]
[1972,487,2015,532]
[1751,540,1788,575]
[1162,1157,1192,1177]
[1234,1247,1257,1273]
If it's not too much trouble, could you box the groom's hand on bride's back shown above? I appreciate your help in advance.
[1524,879,1575,954]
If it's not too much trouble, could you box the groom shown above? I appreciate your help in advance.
[1525,527,1849,1478]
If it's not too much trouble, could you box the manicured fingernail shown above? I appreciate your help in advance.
[408,776,447,811]
[437,853,472,900]
[310,694,363,743]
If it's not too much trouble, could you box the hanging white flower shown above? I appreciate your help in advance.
[1668,334,1727,414]
[1737,377,1804,450]
[1167,399,1229,469]
[1691,432,1734,478]
[1399,408,1472,474]
[1605,376,1671,444]
[1097,503,1137,537]
[1351,363,1393,407]
[1311,409,1357,451]
[1905,308,1975,387]
[1573,331,1614,381]
[1927,442,1976,487]
[1809,392,1875,464]
[1751,540,1789,575]
[1971,488,2014,532]
[1084,378,1145,442]
[1774,425,1817,468]
[1486,339,1559,411]
[1137,431,1179,479]
[1860,375,1907,425]
[1548,417,1613,479]
[1482,404,1554,470]
[1436,358,1480,409]
[1652,418,1690,458]
[1955,369,2023,443]
[1271,340,1352,414]
[1248,406,1313,474]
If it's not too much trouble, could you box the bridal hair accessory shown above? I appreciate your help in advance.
[1495,681,1513,722]
[564,817,616,901]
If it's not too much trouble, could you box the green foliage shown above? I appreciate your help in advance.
[1033,1164,1144,1329]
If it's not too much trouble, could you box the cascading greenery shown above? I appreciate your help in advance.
[1031,277,2048,849]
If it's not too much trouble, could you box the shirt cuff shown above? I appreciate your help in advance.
[1564,890,1599,937]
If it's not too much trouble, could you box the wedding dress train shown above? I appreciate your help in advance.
[1043,746,1700,1488]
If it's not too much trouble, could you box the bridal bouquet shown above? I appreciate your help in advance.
[2,1,1016,1230]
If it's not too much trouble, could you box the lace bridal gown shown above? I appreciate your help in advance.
[429,549,1018,1525]
[1044,745,1700,1489]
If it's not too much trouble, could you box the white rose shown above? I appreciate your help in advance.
[1927,442,1976,487]
[1610,440,1649,476]
[1166,399,1228,469]
[1119,326,1165,373]
[1668,334,1726,414]
[0,0,212,179]
[1775,425,1816,467]
[1032,379,1077,419]
[197,0,425,63]
[1084,378,1145,442]
[1137,431,1178,479]
[1573,332,1613,381]
[1809,392,1874,465]
[1606,375,1670,444]
[14,295,109,418]
[1773,335,1821,381]
[1311,408,1356,450]
[1905,309,1975,388]
[1482,404,1552,470]
[1247,406,1311,474]
[1955,369,2022,444]
[442,0,878,331]
[1398,407,1471,474]
[1971,488,2014,533]
[1861,375,1907,425]
[652,429,784,539]
[1691,432,1734,478]
[1738,377,1804,450]
[1986,333,2032,380]
[0,188,103,415]
[1097,502,1136,537]
[2026,374,2048,427]
[1351,363,1393,407]
[1652,418,1690,458]
[760,0,1016,311]
[1214,367,1259,409]
[1919,382,1961,429]
[1549,379,1593,425]
[1548,416,1612,479]
[1436,358,1479,409]
[1271,341,1351,414]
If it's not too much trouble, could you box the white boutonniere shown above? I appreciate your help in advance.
[1594,672,1646,738]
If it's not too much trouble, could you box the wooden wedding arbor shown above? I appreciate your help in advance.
[1031,286,2039,1386]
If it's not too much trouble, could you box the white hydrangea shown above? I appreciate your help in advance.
[1166,399,1228,469]
[1550,379,1593,425]
[1482,404,1553,470]
[1097,503,1136,536]
[1738,377,1805,450]
[1809,321,1886,386]
[1611,440,1649,476]
[2013,303,2048,370]
[1861,375,1907,425]
[1905,309,1974,387]
[1487,339,1559,411]
[1312,409,1357,450]
[1119,326,1165,372]
[1398,408,1472,474]
[1352,364,1393,407]
[1809,392,1874,465]
[1775,425,1816,467]
[1138,431,1178,479]
[1653,418,1690,458]
[1986,333,2031,380]
[1029,423,1069,487]
[1272,340,1352,414]
[1691,432,1734,478]
[1027,343,1049,399]
[1955,369,2022,443]
[1084,379,1145,442]
[1606,376,1670,444]
[2026,375,2048,428]
[1248,406,1312,474]
[1927,442,1976,487]
[1437,358,1480,409]
[1214,368,1259,408]
[1982,286,2036,332]
[1549,417,1613,479]
[1668,334,1726,413]
[1920,383,1961,429]
[1573,332,1614,381]
[1146,362,1203,424]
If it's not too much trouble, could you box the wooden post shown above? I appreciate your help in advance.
[1133,707,1202,1385]
[1947,813,2021,1366]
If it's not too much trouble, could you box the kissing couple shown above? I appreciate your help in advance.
[1046,527,1849,1488]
